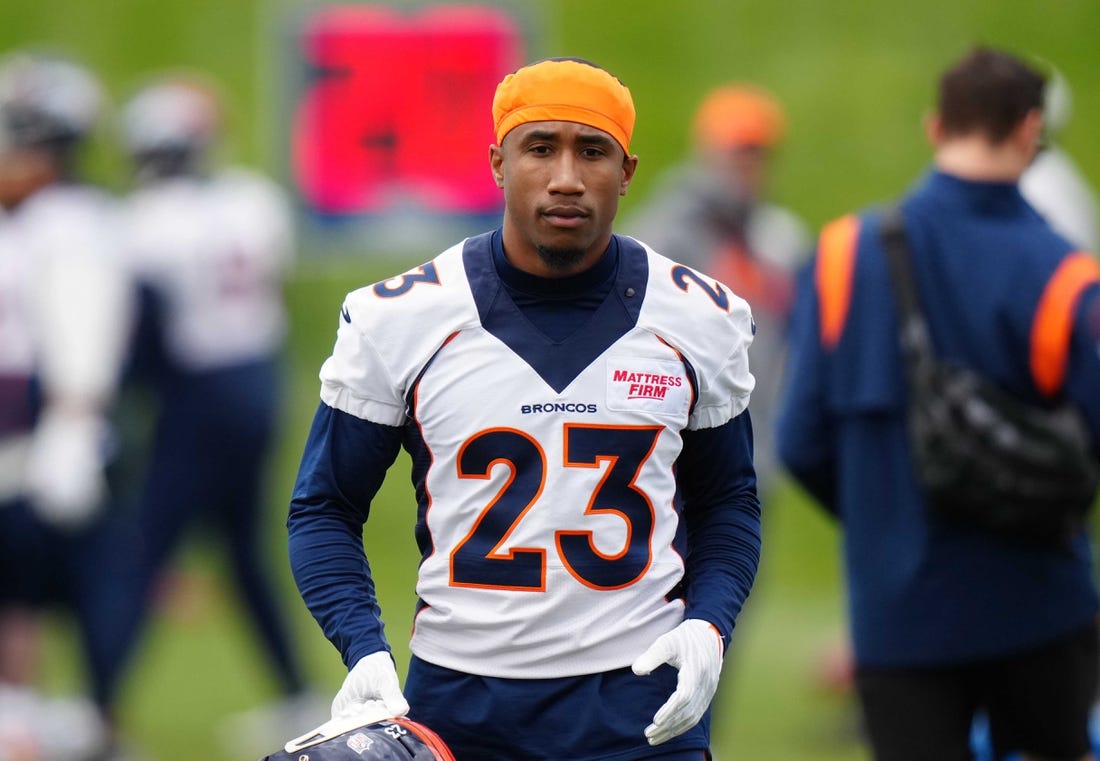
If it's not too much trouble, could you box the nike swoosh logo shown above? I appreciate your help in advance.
[341,305,351,323]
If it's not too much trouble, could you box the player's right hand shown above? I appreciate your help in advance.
[25,407,108,530]
[330,651,410,725]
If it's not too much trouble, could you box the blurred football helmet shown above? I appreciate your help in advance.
[1041,67,1071,139]
[121,76,221,175]
[261,716,455,761]
[0,50,102,153]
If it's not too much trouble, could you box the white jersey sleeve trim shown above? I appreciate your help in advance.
[318,301,407,426]
[319,382,406,426]
[686,307,755,429]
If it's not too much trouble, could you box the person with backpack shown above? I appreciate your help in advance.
[776,46,1100,761]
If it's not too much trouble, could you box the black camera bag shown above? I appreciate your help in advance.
[879,205,1098,549]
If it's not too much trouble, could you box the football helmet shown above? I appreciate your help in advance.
[0,50,102,153]
[121,75,221,176]
[261,716,455,761]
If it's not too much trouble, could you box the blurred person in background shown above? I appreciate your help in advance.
[1019,64,1099,253]
[100,73,323,757]
[626,83,810,495]
[809,59,1100,746]
[776,46,1100,761]
[0,49,131,759]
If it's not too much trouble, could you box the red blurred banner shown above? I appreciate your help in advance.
[292,4,524,217]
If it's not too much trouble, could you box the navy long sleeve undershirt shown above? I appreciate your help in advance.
[288,403,403,667]
[678,413,761,644]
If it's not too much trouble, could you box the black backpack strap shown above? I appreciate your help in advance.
[879,204,936,375]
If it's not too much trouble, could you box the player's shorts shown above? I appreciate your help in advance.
[855,624,1098,761]
[0,498,68,606]
[404,655,711,760]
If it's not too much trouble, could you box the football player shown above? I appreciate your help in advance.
[101,73,320,754]
[288,57,762,759]
[0,48,129,758]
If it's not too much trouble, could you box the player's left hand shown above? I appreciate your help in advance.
[631,618,724,746]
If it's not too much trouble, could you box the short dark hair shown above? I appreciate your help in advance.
[936,47,1045,144]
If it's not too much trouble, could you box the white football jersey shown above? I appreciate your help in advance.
[0,213,35,378]
[1021,146,1099,251]
[0,184,128,499]
[320,233,754,678]
[124,167,293,371]
[0,183,128,401]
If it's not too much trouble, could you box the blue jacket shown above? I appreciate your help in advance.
[777,168,1100,667]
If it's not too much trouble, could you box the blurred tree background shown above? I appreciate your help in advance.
[1,1,1096,759]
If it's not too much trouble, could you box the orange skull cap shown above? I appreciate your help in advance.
[492,58,635,154]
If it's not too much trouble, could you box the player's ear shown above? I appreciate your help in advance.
[620,154,638,196]
[923,111,943,147]
[489,144,504,188]
[1013,108,1043,156]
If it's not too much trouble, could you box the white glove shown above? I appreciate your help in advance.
[24,407,109,530]
[330,651,410,725]
[631,618,725,746]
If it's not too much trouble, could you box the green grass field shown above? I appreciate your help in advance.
[3,1,1098,758]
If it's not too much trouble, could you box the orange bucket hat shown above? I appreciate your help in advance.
[693,84,786,149]
[492,58,635,154]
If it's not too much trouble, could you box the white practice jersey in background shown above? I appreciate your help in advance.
[0,209,35,379]
[124,168,294,371]
[0,184,128,499]
[1020,146,1100,252]
[0,183,128,400]
[319,233,754,679]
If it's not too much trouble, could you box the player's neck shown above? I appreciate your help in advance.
[932,136,1032,184]
[500,228,612,279]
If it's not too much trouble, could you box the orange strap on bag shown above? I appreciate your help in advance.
[1030,252,1100,397]
[815,214,860,349]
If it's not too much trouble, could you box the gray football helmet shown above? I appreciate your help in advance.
[261,716,455,761]
[0,50,102,153]
[121,77,220,157]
